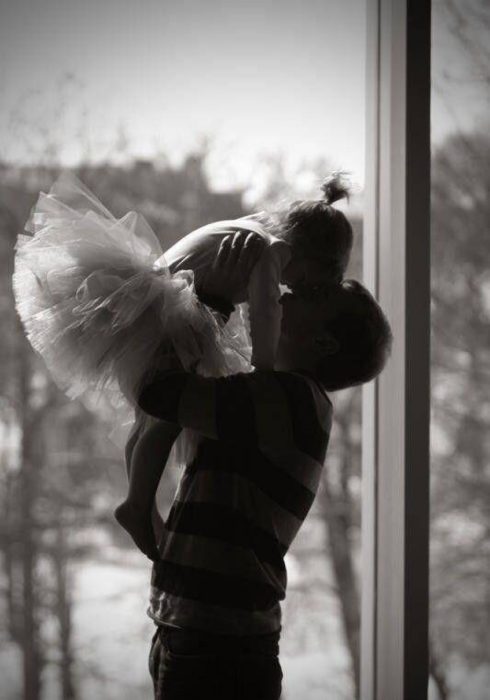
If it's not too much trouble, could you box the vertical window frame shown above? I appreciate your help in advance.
[362,1,431,698]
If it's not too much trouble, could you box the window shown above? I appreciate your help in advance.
[362,1,431,698]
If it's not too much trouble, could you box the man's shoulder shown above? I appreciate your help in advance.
[241,370,331,416]
[242,371,331,461]
[250,369,328,394]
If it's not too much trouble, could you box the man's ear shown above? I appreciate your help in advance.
[314,331,339,356]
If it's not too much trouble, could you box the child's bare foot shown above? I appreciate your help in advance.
[114,501,159,561]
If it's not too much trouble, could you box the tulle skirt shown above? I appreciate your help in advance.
[13,173,252,463]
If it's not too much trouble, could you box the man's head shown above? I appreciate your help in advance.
[276,280,393,391]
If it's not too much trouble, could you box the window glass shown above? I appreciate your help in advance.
[430,2,490,698]
[0,2,366,698]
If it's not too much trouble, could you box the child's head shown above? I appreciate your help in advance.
[277,279,392,391]
[275,174,354,289]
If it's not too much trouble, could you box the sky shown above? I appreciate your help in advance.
[0,0,488,191]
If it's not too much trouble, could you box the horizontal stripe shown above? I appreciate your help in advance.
[158,530,287,594]
[148,592,281,636]
[179,375,217,439]
[193,430,325,493]
[299,374,333,434]
[152,560,282,611]
[194,440,316,521]
[246,372,295,450]
[175,469,303,549]
[166,500,287,573]
[259,445,325,493]
[215,374,258,445]
[273,372,331,463]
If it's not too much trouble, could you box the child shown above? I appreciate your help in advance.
[13,172,353,560]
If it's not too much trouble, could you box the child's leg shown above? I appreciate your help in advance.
[115,420,181,560]
[127,419,181,510]
[124,413,168,548]
[124,414,145,478]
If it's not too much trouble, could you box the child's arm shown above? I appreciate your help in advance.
[247,242,291,370]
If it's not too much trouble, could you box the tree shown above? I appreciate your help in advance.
[430,130,490,695]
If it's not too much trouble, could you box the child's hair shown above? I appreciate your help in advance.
[274,173,354,282]
[317,279,393,391]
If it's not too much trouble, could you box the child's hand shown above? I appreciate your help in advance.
[199,230,265,303]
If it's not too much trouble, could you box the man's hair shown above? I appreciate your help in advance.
[274,174,354,282]
[316,280,393,391]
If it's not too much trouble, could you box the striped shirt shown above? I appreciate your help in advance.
[138,369,332,635]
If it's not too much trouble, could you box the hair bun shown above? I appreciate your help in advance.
[320,172,351,205]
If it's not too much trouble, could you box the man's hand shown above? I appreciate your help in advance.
[198,230,265,304]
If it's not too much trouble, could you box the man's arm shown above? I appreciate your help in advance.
[196,229,265,323]
[138,370,256,444]
[138,368,331,464]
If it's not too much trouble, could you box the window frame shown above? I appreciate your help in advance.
[361,1,431,698]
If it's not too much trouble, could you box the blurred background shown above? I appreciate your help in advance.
[0,0,488,698]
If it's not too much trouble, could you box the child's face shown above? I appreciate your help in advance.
[279,285,350,338]
[281,256,341,290]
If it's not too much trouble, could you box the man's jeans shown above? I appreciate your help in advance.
[149,625,283,699]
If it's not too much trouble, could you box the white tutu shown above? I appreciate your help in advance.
[13,173,252,461]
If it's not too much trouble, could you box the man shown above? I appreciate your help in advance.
[138,235,392,699]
